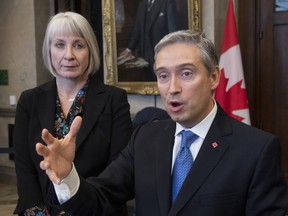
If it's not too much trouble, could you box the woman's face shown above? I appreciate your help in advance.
[50,35,89,80]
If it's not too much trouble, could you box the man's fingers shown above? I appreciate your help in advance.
[41,128,56,145]
[39,160,50,170]
[36,143,48,157]
[39,161,61,184]
[35,119,81,185]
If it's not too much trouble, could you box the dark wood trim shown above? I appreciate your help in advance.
[0,108,15,118]
[238,0,260,127]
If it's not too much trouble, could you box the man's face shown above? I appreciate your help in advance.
[155,43,220,128]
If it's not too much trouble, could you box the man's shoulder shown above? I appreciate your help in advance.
[136,119,174,134]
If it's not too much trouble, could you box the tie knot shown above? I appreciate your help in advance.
[180,130,198,148]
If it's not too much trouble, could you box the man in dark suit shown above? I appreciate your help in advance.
[119,0,178,81]
[36,30,288,215]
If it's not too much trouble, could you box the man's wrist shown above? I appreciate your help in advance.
[61,163,79,186]
[53,163,80,204]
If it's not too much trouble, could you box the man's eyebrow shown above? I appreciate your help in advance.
[156,63,197,71]
[175,63,197,70]
[155,66,166,72]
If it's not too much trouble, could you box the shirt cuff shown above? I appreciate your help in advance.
[53,163,80,204]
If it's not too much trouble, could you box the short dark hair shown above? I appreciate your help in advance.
[154,30,218,75]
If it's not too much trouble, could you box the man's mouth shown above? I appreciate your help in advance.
[170,101,181,107]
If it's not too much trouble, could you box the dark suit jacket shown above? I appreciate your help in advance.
[57,104,288,215]
[13,74,132,215]
[128,0,178,66]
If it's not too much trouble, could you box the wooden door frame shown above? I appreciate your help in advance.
[238,0,261,128]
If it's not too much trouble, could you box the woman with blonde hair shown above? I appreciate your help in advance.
[13,12,132,216]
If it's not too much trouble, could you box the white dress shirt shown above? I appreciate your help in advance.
[171,102,217,173]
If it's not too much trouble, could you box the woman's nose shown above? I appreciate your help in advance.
[64,47,74,60]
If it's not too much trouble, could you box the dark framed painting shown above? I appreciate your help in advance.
[103,0,202,94]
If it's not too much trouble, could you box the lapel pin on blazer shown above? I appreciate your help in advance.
[212,142,218,148]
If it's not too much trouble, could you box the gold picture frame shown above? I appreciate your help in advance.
[102,0,201,94]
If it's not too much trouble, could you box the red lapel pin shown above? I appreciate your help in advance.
[212,142,218,148]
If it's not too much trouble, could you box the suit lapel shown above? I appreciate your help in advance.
[147,0,165,30]
[169,106,232,215]
[36,79,57,134]
[155,121,175,216]
[75,77,107,150]
[35,76,106,150]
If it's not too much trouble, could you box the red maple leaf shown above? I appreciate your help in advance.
[215,69,249,122]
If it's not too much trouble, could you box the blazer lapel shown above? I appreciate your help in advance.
[147,0,165,29]
[75,77,107,150]
[35,76,106,150]
[169,106,232,215]
[36,79,57,133]
[155,121,176,216]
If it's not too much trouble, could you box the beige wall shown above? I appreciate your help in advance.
[0,0,50,108]
[0,0,36,108]
[0,0,50,167]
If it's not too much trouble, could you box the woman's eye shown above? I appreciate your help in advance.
[74,43,84,49]
[55,43,64,48]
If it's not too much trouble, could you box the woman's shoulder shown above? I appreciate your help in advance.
[90,77,126,96]
[19,79,56,98]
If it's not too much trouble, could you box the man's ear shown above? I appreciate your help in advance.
[210,66,221,91]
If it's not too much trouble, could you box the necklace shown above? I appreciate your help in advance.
[58,92,76,102]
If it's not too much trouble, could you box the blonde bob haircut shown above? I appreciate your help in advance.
[42,11,100,77]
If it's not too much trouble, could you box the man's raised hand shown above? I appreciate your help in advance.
[36,116,82,184]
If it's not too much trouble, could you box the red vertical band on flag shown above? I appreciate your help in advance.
[214,0,251,125]
[221,0,238,54]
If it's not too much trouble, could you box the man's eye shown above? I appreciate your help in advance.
[181,71,193,79]
[157,72,167,80]
[156,72,170,83]
[183,71,191,77]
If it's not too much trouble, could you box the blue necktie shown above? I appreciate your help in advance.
[172,130,199,203]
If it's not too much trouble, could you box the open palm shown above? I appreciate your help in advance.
[36,116,82,184]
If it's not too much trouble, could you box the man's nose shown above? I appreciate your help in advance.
[169,75,181,94]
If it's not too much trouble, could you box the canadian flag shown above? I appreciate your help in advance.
[214,0,251,125]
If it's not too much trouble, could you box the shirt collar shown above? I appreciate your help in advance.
[175,99,218,139]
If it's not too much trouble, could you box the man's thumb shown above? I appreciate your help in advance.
[70,116,82,138]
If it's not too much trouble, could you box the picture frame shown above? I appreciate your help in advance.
[102,0,201,94]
